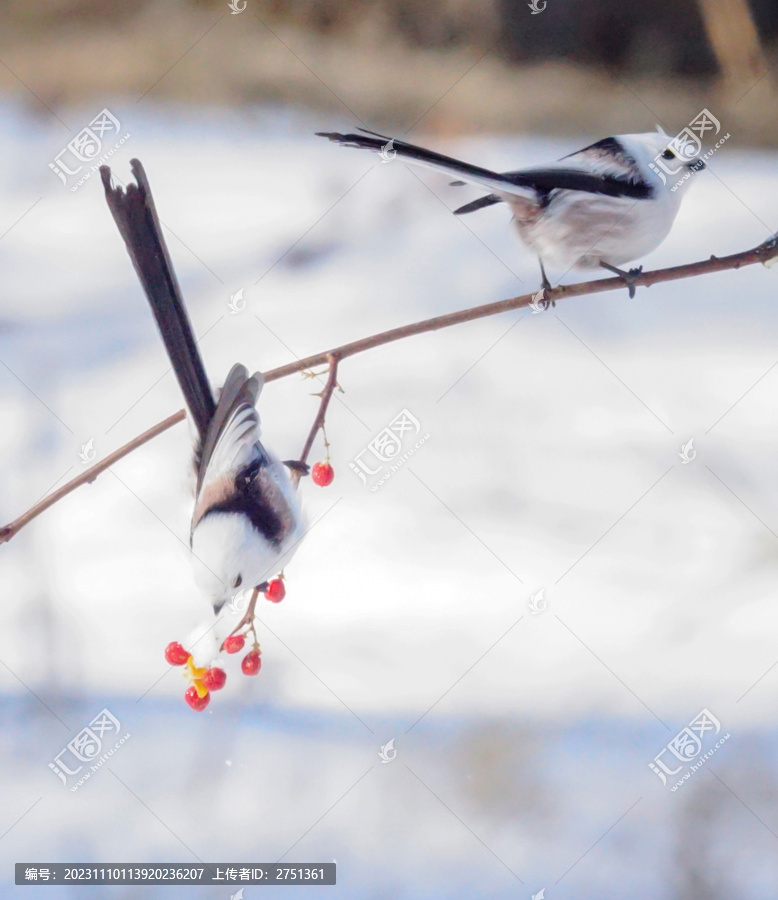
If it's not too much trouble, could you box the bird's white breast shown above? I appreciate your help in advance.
[513,188,682,271]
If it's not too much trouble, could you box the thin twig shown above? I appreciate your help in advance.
[296,354,340,473]
[220,585,262,652]
[262,236,778,381]
[2,232,777,546]
[0,411,184,545]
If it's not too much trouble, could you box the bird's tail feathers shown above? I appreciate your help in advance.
[101,159,215,439]
[318,129,653,202]
[316,129,529,199]
[454,194,503,215]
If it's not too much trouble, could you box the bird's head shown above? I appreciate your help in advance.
[191,512,277,615]
[621,132,706,191]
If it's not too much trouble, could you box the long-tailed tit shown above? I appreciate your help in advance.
[101,159,305,614]
[316,129,704,297]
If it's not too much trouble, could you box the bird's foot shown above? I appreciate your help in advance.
[600,263,643,299]
[531,285,555,311]
[536,260,556,310]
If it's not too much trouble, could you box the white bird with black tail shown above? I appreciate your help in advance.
[316,128,704,298]
[101,159,305,614]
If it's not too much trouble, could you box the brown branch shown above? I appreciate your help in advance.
[297,354,340,467]
[2,231,777,546]
[0,410,185,545]
[262,235,778,381]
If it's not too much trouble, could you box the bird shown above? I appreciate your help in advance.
[100,159,305,614]
[316,128,705,298]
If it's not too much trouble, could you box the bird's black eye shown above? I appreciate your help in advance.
[232,575,242,588]
[662,149,675,160]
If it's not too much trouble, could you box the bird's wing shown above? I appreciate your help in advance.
[559,135,650,181]
[452,136,654,215]
[191,365,299,546]
[317,129,653,203]
[195,364,264,492]
[192,364,265,530]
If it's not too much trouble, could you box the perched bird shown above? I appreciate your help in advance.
[101,159,304,614]
[316,128,704,297]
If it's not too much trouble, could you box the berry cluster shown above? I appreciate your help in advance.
[165,642,226,711]
[224,632,262,675]
[164,577,288,711]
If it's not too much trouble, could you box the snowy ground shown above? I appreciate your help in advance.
[1,100,778,898]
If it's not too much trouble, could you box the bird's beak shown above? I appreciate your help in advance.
[688,159,706,171]
[213,600,226,616]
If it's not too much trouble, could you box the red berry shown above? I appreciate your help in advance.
[311,461,334,487]
[184,686,210,711]
[201,667,227,691]
[224,634,245,654]
[241,650,261,676]
[165,641,191,666]
[265,578,286,603]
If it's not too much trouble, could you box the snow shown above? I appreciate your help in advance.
[1,99,778,897]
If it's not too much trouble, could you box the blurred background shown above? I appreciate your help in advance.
[1,1,778,897]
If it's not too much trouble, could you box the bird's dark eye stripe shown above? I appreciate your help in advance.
[662,149,675,160]
[233,575,242,588]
